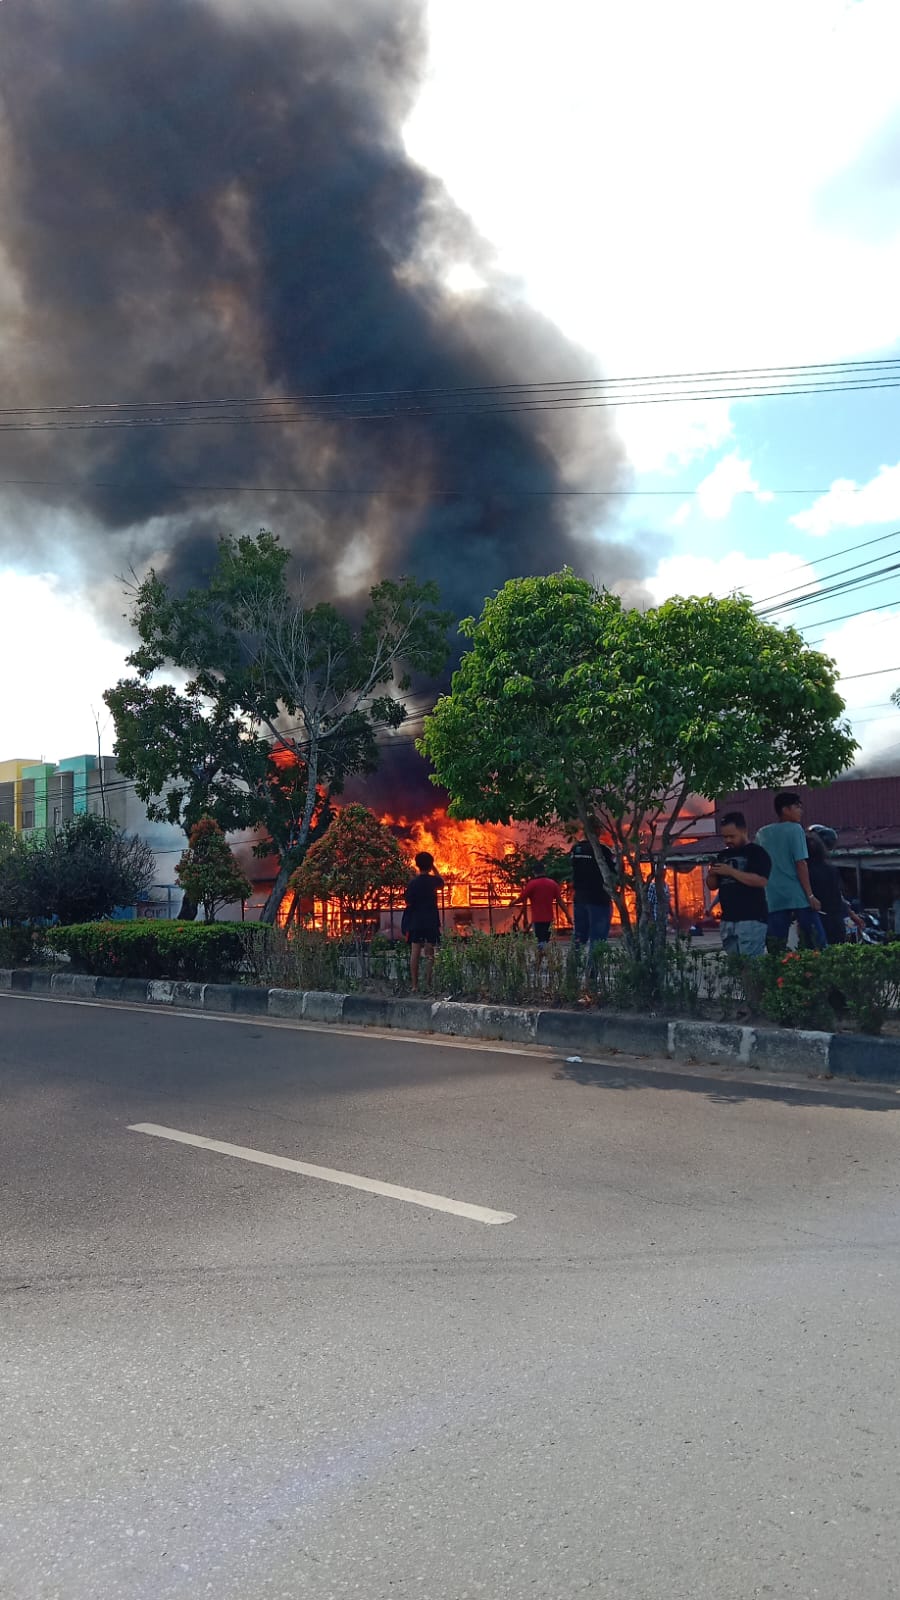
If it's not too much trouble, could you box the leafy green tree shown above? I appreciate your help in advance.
[0,822,29,926]
[175,816,253,923]
[103,681,334,918]
[420,572,857,971]
[22,814,156,924]
[289,804,409,931]
[103,679,266,839]
[106,531,449,924]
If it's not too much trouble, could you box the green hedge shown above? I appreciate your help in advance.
[16,923,900,1035]
[757,943,900,1034]
[44,921,249,982]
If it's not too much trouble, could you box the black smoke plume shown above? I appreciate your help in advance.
[0,0,641,806]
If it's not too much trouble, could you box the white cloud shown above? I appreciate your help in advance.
[409,0,900,470]
[0,571,129,759]
[615,401,735,476]
[816,608,900,766]
[647,549,818,608]
[791,461,900,536]
[695,453,773,521]
[817,611,900,707]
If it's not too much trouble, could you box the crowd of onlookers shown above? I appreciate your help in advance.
[400,793,871,988]
[705,790,861,957]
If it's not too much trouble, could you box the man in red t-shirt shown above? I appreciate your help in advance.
[513,864,570,949]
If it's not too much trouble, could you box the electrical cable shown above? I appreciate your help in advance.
[838,665,900,681]
[3,357,900,431]
[757,559,900,618]
[747,526,900,586]
[3,353,900,415]
[0,474,836,499]
[804,597,900,639]
[2,376,899,431]
[754,537,900,608]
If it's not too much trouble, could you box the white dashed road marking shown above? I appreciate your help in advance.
[128,1122,516,1226]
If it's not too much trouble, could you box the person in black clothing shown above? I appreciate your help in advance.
[570,837,615,947]
[706,811,771,957]
[404,850,444,990]
[805,830,846,944]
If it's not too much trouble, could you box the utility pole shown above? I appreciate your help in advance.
[92,707,108,821]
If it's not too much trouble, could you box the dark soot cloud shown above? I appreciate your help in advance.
[0,0,641,802]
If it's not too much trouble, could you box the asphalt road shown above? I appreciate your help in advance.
[3,993,900,1600]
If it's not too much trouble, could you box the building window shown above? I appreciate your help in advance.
[23,810,34,829]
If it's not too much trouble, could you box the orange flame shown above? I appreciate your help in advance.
[380,808,531,907]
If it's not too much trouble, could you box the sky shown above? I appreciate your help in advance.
[2,0,900,768]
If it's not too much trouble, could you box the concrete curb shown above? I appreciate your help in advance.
[4,967,900,1084]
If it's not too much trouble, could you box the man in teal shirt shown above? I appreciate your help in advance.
[756,791,827,946]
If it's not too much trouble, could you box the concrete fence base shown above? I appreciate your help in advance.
[3,966,899,1084]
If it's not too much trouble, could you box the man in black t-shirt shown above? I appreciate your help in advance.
[570,837,615,946]
[403,851,444,991]
[706,810,771,958]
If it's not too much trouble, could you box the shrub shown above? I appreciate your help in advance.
[45,921,247,982]
[758,949,836,1031]
[757,944,900,1035]
[240,925,346,991]
[0,926,40,967]
[434,931,581,1007]
[20,814,155,923]
[576,940,739,1017]
[824,943,900,1035]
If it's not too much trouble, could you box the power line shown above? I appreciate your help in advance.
[4,354,900,414]
[754,526,900,586]
[0,475,836,499]
[805,598,900,638]
[2,378,899,432]
[754,535,900,608]
[839,665,900,681]
[757,558,900,618]
[2,358,900,432]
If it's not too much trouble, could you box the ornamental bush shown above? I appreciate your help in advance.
[758,944,900,1035]
[825,943,900,1035]
[45,921,247,981]
[758,949,836,1031]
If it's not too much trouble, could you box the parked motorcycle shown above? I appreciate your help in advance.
[846,905,887,945]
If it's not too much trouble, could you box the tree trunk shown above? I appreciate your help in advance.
[178,891,199,921]
[260,737,322,925]
[260,856,293,925]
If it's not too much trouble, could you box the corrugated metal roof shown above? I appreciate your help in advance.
[717,775,900,834]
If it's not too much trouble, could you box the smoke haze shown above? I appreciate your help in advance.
[0,1,648,807]
[0,0,644,611]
